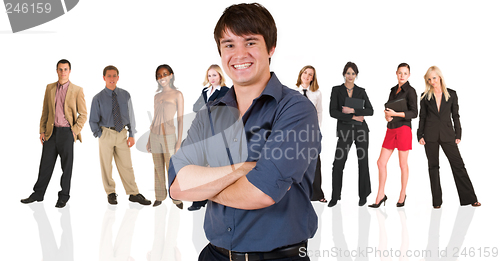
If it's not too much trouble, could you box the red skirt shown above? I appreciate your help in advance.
[382,125,412,151]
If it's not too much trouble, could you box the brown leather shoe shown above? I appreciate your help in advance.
[129,193,151,205]
[108,193,118,205]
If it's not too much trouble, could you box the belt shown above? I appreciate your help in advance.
[211,242,306,261]
[103,126,125,131]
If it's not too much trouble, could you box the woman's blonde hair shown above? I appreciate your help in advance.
[296,65,319,92]
[203,64,226,87]
[422,66,450,102]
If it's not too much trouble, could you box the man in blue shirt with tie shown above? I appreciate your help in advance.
[89,65,151,206]
[168,3,321,260]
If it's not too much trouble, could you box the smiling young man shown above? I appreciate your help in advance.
[21,59,87,208]
[168,3,321,260]
[89,65,151,206]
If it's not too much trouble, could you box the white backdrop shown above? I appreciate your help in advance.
[1,1,499,260]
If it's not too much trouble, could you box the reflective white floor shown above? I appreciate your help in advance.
[5,186,498,261]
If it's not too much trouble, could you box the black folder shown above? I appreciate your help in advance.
[344,97,365,125]
[385,98,407,122]
[345,97,365,109]
[385,98,407,112]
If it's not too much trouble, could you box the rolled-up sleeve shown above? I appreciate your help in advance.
[246,98,321,203]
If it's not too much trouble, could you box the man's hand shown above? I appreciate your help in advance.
[127,137,135,148]
[419,138,426,145]
[40,133,45,145]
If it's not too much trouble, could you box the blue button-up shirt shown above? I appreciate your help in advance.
[168,73,321,252]
[89,87,137,138]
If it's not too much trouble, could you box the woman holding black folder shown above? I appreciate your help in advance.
[329,62,373,207]
[417,66,480,208]
[369,63,418,208]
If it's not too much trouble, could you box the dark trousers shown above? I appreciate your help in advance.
[311,155,325,201]
[198,243,310,261]
[32,127,74,202]
[424,140,477,206]
[331,128,371,202]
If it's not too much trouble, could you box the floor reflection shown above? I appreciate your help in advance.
[148,203,182,261]
[374,208,409,261]
[310,202,325,261]
[99,204,142,261]
[332,204,371,261]
[422,207,475,261]
[192,204,208,254]
[30,203,74,261]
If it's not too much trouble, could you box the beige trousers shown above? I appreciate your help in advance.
[99,127,139,195]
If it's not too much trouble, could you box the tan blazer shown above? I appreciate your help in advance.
[39,82,87,142]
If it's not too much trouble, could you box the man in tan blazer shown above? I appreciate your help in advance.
[21,59,87,208]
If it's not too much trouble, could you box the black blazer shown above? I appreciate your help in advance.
[193,86,229,112]
[417,89,462,143]
[329,84,373,137]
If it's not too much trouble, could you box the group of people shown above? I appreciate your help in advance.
[20,61,231,211]
[20,3,480,260]
[297,62,480,210]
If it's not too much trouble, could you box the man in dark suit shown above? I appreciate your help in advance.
[21,59,87,208]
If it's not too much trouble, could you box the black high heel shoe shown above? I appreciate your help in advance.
[396,195,407,207]
[368,195,387,208]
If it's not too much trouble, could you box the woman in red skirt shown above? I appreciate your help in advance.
[369,63,418,208]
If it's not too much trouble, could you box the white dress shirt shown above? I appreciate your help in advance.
[295,85,323,128]
[204,85,222,102]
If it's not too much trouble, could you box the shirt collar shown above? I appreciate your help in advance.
[104,87,118,96]
[395,81,411,92]
[205,85,222,93]
[298,85,310,91]
[217,72,282,107]
[57,81,70,90]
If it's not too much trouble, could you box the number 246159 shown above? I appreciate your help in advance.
[5,3,52,14]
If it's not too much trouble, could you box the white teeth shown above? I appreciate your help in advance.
[233,63,251,69]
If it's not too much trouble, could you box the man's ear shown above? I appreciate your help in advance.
[268,46,276,57]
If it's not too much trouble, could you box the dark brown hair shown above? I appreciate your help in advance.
[214,3,277,55]
[397,63,410,72]
[342,62,359,76]
[103,65,119,76]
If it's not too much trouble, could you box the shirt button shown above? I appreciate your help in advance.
[227,227,232,232]
[233,139,238,142]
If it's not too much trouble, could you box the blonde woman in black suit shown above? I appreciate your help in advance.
[417,66,480,208]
